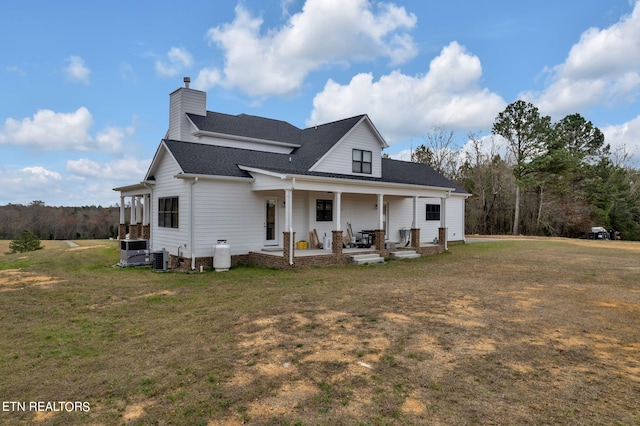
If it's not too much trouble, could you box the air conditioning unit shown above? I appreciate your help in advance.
[119,239,151,267]
[153,249,169,272]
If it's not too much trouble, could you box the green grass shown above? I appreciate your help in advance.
[0,238,639,425]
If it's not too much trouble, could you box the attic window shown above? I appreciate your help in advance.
[352,149,372,174]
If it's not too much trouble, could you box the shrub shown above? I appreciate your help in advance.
[8,230,43,254]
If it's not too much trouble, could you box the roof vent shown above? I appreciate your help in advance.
[183,76,191,89]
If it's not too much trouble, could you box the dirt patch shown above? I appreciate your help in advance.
[32,411,56,422]
[123,400,155,421]
[0,269,64,291]
[89,290,176,309]
[68,244,108,251]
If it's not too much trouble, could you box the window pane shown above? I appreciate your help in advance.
[353,149,361,161]
[363,162,371,174]
[363,150,372,162]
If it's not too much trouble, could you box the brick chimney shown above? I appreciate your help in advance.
[167,77,206,141]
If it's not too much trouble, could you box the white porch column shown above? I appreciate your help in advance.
[334,192,342,231]
[120,196,125,224]
[143,194,150,226]
[130,196,136,224]
[377,194,384,230]
[412,196,418,228]
[136,196,143,224]
[285,189,293,231]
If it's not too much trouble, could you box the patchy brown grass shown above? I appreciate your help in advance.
[0,238,639,425]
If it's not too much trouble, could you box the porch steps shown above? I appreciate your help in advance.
[390,250,421,260]
[350,253,385,265]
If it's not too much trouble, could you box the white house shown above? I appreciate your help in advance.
[114,78,469,269]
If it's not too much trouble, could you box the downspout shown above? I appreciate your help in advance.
[190,177,199,270]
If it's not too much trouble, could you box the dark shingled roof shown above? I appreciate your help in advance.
[164,111,467,193]
[164,139,467,194]
[187,112,302,145]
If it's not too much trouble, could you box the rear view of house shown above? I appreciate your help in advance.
[114,78,468,269]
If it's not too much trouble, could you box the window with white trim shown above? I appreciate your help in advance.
[316,199,333,222]
[425,204,440,221]
[352,149,372,174]
[158,197,179,228]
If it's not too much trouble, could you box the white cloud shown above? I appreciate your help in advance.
[198,0,417,95]
[0,156,151,206]
[522,1,640,117]
[602,114,640,162]
[0,166,66,205]
[0,108,135,154]
[0,107,93,150]
[155,47,194,77]
[193,67,222,91]
[120,62,137,83]
[67,156,151,182]
[21,166,62,183]
[64,56,91,85]
[308,42,506,143]
[6,65,27,77]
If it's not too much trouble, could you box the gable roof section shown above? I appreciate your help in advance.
[163,139,467,193]
[144,140,183,181]
[187,111,302,145]
[186,111,370,163]
[295,115,367,166]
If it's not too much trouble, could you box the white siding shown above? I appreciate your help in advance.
[414,197,466,243]
[387,197,414,243]
[446,196,466,242]
[311,122,383,178]
[150,152,190,255]
[192,180,264,256]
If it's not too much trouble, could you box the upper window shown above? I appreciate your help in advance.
[425,204,441,221]
[352,149,372,174]
[316,199,333,222]
[158,197,179,228]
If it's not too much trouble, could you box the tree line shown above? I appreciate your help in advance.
[0,201,121,240]
[412,101,640,240]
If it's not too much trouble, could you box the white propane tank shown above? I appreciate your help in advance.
[323,235,332,250]
[213,240,231,272]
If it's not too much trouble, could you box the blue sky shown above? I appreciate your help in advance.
[1,0,639,206]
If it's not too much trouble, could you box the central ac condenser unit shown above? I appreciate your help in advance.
[153,249,169,272]
[119,239,151,267]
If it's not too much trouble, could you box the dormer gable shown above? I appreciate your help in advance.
[308,115,388,178]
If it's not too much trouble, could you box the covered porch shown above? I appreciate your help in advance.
[239,166,454,267]
[112,183,153,241]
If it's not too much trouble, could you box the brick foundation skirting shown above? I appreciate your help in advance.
[166,245,444,271]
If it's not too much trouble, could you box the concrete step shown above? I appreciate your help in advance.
[390,250,421,260]
[350,253,385,265]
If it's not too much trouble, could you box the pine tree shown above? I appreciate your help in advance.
[8,230,43,254]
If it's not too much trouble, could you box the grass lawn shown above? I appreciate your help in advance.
[0,238,638,425]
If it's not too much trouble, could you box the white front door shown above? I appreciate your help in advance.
[265,198,278,246]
